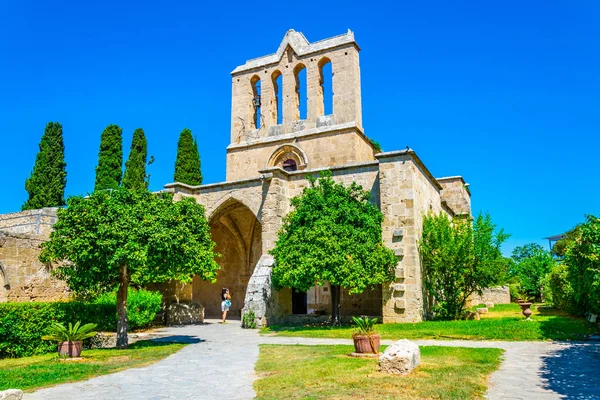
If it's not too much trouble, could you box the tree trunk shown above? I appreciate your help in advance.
[116,264,129,349]
[331,284,341,326]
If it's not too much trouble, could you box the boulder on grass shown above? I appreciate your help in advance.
[0,389,23,400]
[465,311,480,320]
[476,307,488,314]
[485,302,495,308]
[378,339,420,375]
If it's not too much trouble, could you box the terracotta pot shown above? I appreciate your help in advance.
[519,302,533,320]
[58,341,83,357]
[353,334,381,354]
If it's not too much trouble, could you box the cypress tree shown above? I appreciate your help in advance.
[94,124,123,191]
[174,128,202,185]
[123,128,148,190]
[22,122,67,210]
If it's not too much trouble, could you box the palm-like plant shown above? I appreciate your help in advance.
[352,316,378,337]
[41,321,98,343]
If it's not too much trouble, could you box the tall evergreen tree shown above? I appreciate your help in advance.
[123,128,149,190]
[94,125,123,191]
[22,122,67,210]
[174,128,202,185]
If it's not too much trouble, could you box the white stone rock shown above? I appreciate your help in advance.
[476,307,488,314]
[485,302,495,308]
[0,389,23,400]
[378,339,420,374]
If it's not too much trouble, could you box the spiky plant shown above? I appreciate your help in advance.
[41,321,98,343]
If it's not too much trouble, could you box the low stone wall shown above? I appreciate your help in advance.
[0,208,58,236]
[0,231,69,302]
[467,286,511,307]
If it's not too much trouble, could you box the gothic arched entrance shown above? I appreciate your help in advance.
[192,199,262,318]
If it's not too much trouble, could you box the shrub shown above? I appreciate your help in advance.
[0,289,161,359]
[0,302,114,358]
[93,288,162,330]
[242,309,257,329]
[419,212,509,320]
[547,263,578,314]
[564,215,600,315]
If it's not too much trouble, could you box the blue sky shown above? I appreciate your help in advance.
[0,1,598,254]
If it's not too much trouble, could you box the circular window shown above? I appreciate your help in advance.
[282,159,298,172]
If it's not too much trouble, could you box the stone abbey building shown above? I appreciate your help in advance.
[160,29,472,325]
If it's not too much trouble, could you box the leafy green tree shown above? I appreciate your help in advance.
[565,214,600,315]
[40,188,219,348]
[510,243,554,301]
[123,128,152,190]
[551,226,580,258]
[94,124,123,191]
[270,171,396,324]
[419,213,509,320]
[174,128,202,185]
[22,122,67,210]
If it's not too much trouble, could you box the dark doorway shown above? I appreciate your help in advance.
[292,289,307,314]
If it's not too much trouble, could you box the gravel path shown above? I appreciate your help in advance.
[24,320,600,400]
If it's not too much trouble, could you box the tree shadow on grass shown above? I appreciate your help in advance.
[537,307,599,341]
[540,342,600,399]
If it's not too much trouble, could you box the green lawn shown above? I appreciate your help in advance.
[262,304,598,341]
[0,340,186,391]
[255,344,503,400]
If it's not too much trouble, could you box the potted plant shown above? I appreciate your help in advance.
[42,321,98,358]
[352,316,380,354]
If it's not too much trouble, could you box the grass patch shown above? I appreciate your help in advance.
[262,304,598,341]
[0,340,186,391]
[254,344,503,399]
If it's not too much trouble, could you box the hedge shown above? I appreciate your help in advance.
[0,289,162,358]
[0,301,114,358]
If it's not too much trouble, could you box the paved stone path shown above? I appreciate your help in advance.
[25,320,600,400]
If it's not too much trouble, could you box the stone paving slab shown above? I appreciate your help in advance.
[23,321,600,400]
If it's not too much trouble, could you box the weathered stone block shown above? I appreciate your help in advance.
[393,284,406,292]
[392,228,404,237]
[0,389,23,400]
[378,339,420,374]
[485,302,494,308]
[476,307,488,314]
[166,302,205,325]
[465,311,480,320]
[394,299,406,309]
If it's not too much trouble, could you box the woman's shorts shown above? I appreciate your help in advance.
[221,301,230,312]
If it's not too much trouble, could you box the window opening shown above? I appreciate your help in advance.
[282,159,298,172]
[294,64,307,120]
[251,76,261,129]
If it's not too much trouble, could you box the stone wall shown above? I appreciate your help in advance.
[0,231,69,302]
[0,208,58,236]
[467,286,511,307]
[437,177,471,216]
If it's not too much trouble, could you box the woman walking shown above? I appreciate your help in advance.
[221,288,231,324]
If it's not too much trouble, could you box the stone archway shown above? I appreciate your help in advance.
[192,199,262,318]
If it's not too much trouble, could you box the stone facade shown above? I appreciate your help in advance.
[162,30,471,325]
[0,231,69,303]
[0,30,472,325]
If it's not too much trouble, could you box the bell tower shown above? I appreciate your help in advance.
[226,29,376,181]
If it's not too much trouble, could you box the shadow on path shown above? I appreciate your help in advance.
[540,342,600,399]
[150,335,204,344]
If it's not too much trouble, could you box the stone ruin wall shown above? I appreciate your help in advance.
[0,231,69,303]
[0,208,58,236]
[467,286,511,307]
